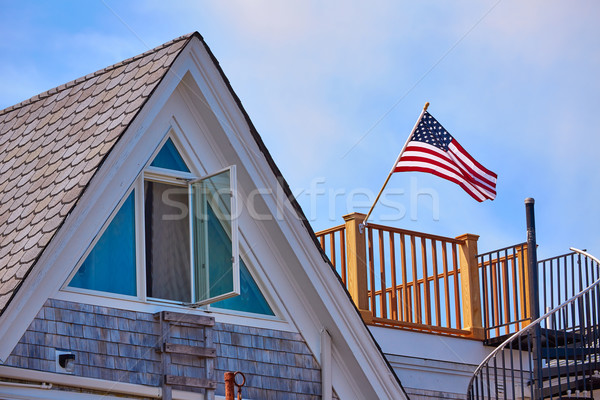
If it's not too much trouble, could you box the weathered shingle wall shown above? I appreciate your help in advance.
[6,299,322,399]
[214,323,321,399]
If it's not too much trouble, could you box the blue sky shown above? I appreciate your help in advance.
[1,1,599,260]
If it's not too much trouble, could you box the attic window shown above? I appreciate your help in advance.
[67,136,274,315]
[150,138,190,172]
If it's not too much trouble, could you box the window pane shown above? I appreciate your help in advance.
[150,138,190,172]
[192,168,239,303]
[145,181,190,302]
[211,258,274,315]
[69,191,136,296]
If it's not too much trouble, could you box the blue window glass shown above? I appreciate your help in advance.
[69,192,137,296]
[211,258,274,316]
[150,138,190,172]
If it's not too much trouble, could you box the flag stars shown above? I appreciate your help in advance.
[411,112,452,151]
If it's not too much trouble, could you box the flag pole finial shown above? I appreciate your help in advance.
[424,102,430,111]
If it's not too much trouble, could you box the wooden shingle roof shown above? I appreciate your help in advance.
[0,33,194,314]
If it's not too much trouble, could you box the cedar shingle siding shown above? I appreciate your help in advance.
[7,299,322,399]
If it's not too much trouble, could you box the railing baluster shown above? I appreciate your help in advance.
[400,233,409,323]
[511,250,520,333]
[431,239,441,326]
[411,235,421,324]
[389,232,398,321]
[378,230,387,319]
[329,232,336,268]
[421,237,431,326]
[339,229,346,284]
[480,253,489,335]
[502,249,510,336]
[490,253,500,337]
[442,242,451,328]
[452,243,461,330]
[549,259,554,318]
[368,227,376,316]
[519,244,528,328]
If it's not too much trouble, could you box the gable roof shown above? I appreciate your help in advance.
[0,33,194,313]
[0,32,408,398]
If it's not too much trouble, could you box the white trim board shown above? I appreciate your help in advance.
[0,365,227,400]
[51,290,295,333]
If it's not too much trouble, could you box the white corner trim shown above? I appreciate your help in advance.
[320,329,332,400]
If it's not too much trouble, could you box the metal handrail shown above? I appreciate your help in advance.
[467,247,600,399]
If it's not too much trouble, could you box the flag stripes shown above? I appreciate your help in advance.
[394,111,497,202]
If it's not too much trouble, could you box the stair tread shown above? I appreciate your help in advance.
[538,374,600,398]
[540,359,600,379]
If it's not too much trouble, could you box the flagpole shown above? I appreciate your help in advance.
[363,102,430,227]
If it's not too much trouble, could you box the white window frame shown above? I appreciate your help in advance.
[188,164,239,306]
[64,135,240,308]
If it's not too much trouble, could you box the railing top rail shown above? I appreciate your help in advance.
[476,242,527,258]
[364,222,465,245]
[467,247,600,391]
[537,249,585,264]
[315,224,345,236]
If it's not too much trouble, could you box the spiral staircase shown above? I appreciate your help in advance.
[468,248,600,400]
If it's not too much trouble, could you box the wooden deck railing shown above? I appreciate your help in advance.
[316,214,591,343]
[364,222,465,333]
[317,225,348,286]
[316,213,482,338]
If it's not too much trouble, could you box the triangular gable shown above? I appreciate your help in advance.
[0,33,407,399]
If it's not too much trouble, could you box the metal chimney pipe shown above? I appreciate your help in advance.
[525,197,540,320]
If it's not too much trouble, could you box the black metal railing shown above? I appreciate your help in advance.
[478,246,598,341]
[478,243,528,339]
[467,248,600,400]
[540,250,598,315]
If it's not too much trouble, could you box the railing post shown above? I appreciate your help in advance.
[456,233,484,340]
[343,213,372,322]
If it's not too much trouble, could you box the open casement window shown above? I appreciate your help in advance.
[191,166,239,305]
[67,137,249,309]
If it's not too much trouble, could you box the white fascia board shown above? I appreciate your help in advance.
[181,38,407,399]
[370,325,492,365]
[0,47,191,363]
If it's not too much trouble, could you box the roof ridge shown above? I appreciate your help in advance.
[0,33,195,117]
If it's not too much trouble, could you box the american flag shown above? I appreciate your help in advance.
[394,111,497,202]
